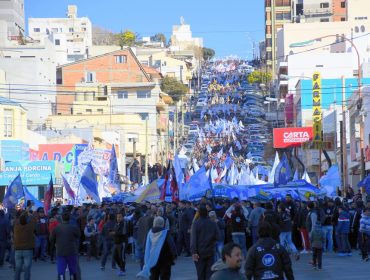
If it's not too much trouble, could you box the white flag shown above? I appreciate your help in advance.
[268,152,280,184]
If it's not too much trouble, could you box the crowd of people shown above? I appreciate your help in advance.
[1,193,370,280]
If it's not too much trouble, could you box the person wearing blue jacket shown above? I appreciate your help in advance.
[359,207,370,261]
[336,205,351,257]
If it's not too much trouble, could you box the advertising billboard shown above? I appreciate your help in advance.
[0,161,58,186]
[273,127,313,148]
[312,72,322,145]
[37,144,87,173]
[0,140,30,161]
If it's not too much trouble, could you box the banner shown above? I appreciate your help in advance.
[0,161,57,186]
[273,127,313,148]
[312,72,322,144]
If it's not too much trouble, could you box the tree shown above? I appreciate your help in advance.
[116,30,137,48]
[92,25,116,45]
[247,70,272,85]
[151,33,167,45]
[161,76,188,102]
[202,47,216,61]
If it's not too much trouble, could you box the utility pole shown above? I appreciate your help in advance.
[174,105,178,155]
[120,130,126,177]
[166,111,169,163]
[181,95,185,140]
[144,116,149,185]
[341,76,348,190]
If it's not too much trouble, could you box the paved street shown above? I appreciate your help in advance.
[1,253,370,280]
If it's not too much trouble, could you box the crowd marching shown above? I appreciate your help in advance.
[1,59,370,280]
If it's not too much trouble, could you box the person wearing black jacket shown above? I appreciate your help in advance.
[100,213,116,270]
[191,204,220,280]
[113,212,127,277]
[245,222,294,280]
[322,200,335,252]
[230,205,247,257]
[294,201,310,252]
[278,204,299,260]
[177,200,194,257]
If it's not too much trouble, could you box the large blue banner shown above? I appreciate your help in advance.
[0,161,57,186]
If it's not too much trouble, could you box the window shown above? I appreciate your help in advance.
[82,28,87,31]
[69,27,74,32]
[320,18,330,22]
[341,1,346,8]
[33,28,40,32]
[4,109,13,137]
[320,2,329,8]
[86,109,92,113]
[341,17,346,21]
[117,91,128,99]
[115,55,127,64]
[55,39,60,46]
[137,90,151,98]
[97,109,103,114]
[52,28,58,33]
[85,72,96,83]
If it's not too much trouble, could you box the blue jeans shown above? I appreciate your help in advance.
[280,232,297,254]
[35,235,48,259]
[101,239,116,268]
[338,233,351,253]
[322,225,333,252]
[232,233,247,257]
[251,226,258,245]
[214,241,223,261]
[15,249,33,280]
[134,239,144,269]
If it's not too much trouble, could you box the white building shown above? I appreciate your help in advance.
[293,0,334,23]
[170,17,203,52]
[0,0,24,36]
[28,5,92,66]
[0,20,57,123]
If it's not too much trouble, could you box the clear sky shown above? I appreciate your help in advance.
[25,0,264,59]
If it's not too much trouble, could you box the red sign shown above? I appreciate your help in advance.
[273,127,313,148]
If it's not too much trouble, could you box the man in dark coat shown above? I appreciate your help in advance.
[245,222,294,280]
[50,212,81,280]
[191,204,219,280]
[137,208,154,268]
[177,200,194,257]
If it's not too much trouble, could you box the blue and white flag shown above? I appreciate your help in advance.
[268,152,280,184]
[293,169,299,181]
[319,165,341,197]
[174,154,185,190]
[23,187,43,209]
[3,174,24,209]
[301,170,311,184]
[274,153,292,185]
[183,167,212,200]
[62,175,76,200]
[80,162,101,203]
[358,174,370,195]
[109,145,120,192]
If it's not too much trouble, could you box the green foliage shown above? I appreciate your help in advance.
[117,30,136,48]
[161,76,188,102]
[151,33,167,45]
[247,70,272,85]
[202,47,216,61]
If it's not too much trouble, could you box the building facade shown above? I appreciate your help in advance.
[0,0,24,36]
[0,21,57,122]
[28,5,92,65]
[265,0,293,78]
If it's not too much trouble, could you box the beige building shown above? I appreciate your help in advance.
[0,97,27,141]
[137,50,192,85]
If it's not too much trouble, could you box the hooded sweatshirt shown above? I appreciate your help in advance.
[210,259,245,280]
[359,212,370,236]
